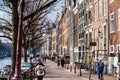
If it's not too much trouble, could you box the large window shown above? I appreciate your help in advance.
[110,12,115,33]
[94,2,98,21]
[79,10,84,19]
[118,9,120,30]
[104,0,107,16]
[99,0,102,18]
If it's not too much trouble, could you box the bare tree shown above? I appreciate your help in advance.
[0,0,58,73]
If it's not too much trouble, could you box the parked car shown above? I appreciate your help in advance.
[21,62,36,79]
[21,62,31,72]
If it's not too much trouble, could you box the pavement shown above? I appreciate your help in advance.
[35,60,115,80]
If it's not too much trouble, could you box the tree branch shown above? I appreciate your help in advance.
[0,35,12,41]
[23,0,57,21]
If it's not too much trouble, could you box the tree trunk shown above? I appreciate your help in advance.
[24,48,28,62]
[11,1,19,74]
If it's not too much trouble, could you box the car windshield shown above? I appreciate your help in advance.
[22,63,30,67]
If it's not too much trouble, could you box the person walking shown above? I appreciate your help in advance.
[97,60,104,80]
[57,58,60,68]
[61,58,65,68]
[35,61,45,80]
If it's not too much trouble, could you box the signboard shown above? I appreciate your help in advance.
[90,42,96,46]
[29,47,35,55]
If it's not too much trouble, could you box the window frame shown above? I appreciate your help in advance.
[110,0,114,4]
[117,44,120,53]
[118,9,120,31]
[110,45,114,53]
[110,12,115,33]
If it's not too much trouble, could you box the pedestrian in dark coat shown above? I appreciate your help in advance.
[97,60,104,80]
[61,58,65,68]
[57,58,60,68]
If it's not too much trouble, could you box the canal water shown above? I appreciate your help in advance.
[0,57,11,68]
[0,57,25,69]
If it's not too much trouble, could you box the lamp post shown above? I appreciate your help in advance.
[94,30,102,74]
[97,30,101,60]
[12,0,25,80]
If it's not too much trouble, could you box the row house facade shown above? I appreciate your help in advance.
[51,23,58,58]
[78,0,85,63]
[57,17,63,57]
[61,8,67,57]
[84,0,95,69]
[57,9,68,58]
[108,0,120,74]
[85,0,108,73]
[44,24,52,57]
[66,0,74,64]
[73,0,79,63]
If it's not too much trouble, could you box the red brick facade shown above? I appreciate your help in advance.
[108,0,120,56]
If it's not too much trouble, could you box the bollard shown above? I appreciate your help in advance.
[65,64,67,69]
[70,65,72,72]
[67,65,69,70]
[79,63,82,76]
[64,64,66,69]
[74,65,76,73]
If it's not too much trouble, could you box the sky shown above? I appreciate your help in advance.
[47,0,65,22]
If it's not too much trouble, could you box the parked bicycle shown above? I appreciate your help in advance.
[111,64,117,76]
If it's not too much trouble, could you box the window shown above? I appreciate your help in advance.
[110,45,114,53]
[117,44,120,53]
[82,10,84,16]
[86,34,88,46]
[104,0,107,16]
[73,0,76,7]
[99,0,102,18]
[86,14,88,21]
[69,0,71,6]
[110,0,114,4]
[79,9,84,19]
[110,12,115,33]
[94,3,98,21]
[118,9,120,30]
[88,11,91,19]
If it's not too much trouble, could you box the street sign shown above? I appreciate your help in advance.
[90,42,96,46]
[29,47,35,55]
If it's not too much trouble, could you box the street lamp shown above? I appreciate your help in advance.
[95,30,102,74]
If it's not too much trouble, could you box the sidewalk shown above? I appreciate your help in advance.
[35,60,89,80]
[64,64,116,80]
[35,60,115,80]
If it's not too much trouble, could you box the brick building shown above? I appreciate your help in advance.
[108,0,120,74]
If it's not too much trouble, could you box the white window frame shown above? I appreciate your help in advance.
[118,9,120,31]
[110,0,114,4]
[117,44,120,53]
[110,12,115,33]
[110,45,114,53]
